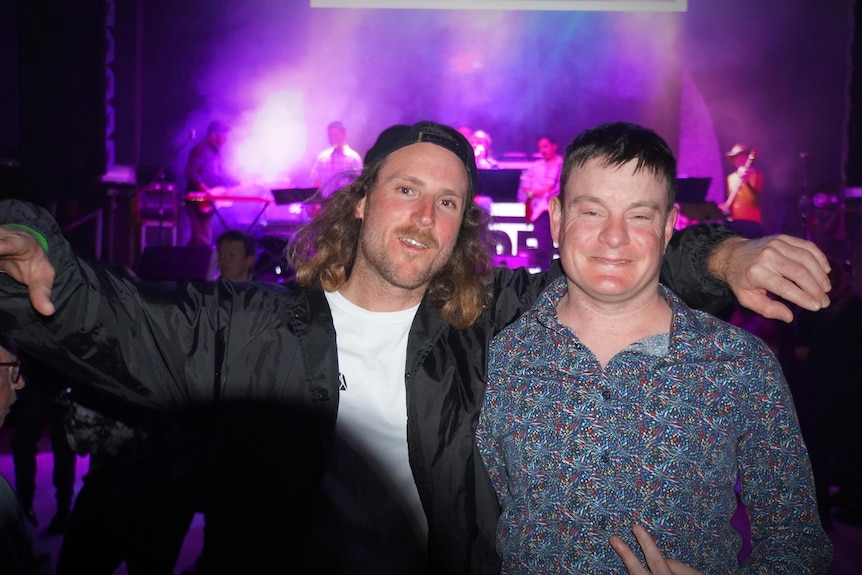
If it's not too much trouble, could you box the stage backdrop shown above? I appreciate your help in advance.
[1,0,850,243]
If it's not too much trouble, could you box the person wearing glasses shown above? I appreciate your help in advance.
[0,342,22,427]
[0,335,52,575]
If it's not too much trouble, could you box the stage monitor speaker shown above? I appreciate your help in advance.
[137,246,215,282]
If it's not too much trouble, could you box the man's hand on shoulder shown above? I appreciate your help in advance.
[0,225,56,316]
[708,234,832,323]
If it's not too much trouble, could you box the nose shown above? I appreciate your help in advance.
[414,197,435,227]
[598,214,629,247]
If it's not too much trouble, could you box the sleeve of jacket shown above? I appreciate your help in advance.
[661,223,736,315]
[0,199,219,410]
[490,262,561,335]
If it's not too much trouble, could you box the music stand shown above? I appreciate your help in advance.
[271,188,320,205]
[675,177,724,223]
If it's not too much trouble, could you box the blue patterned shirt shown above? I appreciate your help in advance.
[477,278,833,574]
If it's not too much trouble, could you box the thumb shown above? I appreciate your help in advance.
[736,290,793,324]
[27,263,56,316]
[30,281,56,316]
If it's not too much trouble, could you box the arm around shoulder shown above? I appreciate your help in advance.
[661,223,737,315]
[707,233,832,323]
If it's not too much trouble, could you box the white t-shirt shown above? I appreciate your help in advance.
[313,290,427,569]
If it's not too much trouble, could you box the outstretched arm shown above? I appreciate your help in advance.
[0,199,220,410]
[707,234,831,323]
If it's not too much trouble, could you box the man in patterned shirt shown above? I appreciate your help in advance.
[477,122,833,574]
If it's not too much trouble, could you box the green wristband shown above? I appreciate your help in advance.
[4,224,49,252]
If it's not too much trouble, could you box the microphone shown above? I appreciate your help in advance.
[191,128,197,140]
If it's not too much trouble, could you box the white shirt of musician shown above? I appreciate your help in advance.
[323,290,427,544]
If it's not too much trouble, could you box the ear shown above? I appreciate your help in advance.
[354,195,367,219]
[549,195,563,245]
[664,204,678,250]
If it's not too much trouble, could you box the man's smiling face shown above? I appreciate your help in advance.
[351,142,469,297]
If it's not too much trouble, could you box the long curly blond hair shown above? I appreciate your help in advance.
[287,160,493,330]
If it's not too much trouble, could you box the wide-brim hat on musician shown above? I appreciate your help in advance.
[364,121,478,198]
[725,143,751,158]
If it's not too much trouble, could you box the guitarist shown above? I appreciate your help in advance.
[184,120,234,246]
[516,135,563,270]
[721,143,765,238]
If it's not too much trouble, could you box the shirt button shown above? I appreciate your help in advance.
[597,517,608,529]
[601,452,610,464]
[601,389,611,401]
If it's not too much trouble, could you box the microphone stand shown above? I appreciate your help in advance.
[798,152,811,240]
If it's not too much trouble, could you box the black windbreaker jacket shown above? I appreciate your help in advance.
[0,200,734,574]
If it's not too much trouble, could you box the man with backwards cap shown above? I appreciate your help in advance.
[0,121,833,574]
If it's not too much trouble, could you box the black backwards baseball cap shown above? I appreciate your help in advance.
[364,121,478,196]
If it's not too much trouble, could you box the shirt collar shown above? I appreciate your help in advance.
[530,276,704,358]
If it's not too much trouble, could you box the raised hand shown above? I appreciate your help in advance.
[0,225,56,316]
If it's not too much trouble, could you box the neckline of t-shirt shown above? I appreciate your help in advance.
[325,290,420,325]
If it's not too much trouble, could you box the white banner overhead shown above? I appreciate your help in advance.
[310,0,687,12]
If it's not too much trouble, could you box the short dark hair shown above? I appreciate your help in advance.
[216,230,256,258]
[560,122,677,210]
[327,121,346,132]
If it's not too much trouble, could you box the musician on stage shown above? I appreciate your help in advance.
[310,121,363,200]
[471,129,498,170]
[517,135,563,270]
[722,143,765,238]
[184,120,234,246]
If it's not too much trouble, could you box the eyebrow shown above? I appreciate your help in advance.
[383,173,466,198]
[571,195,662,211]
[386,174,425,187]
